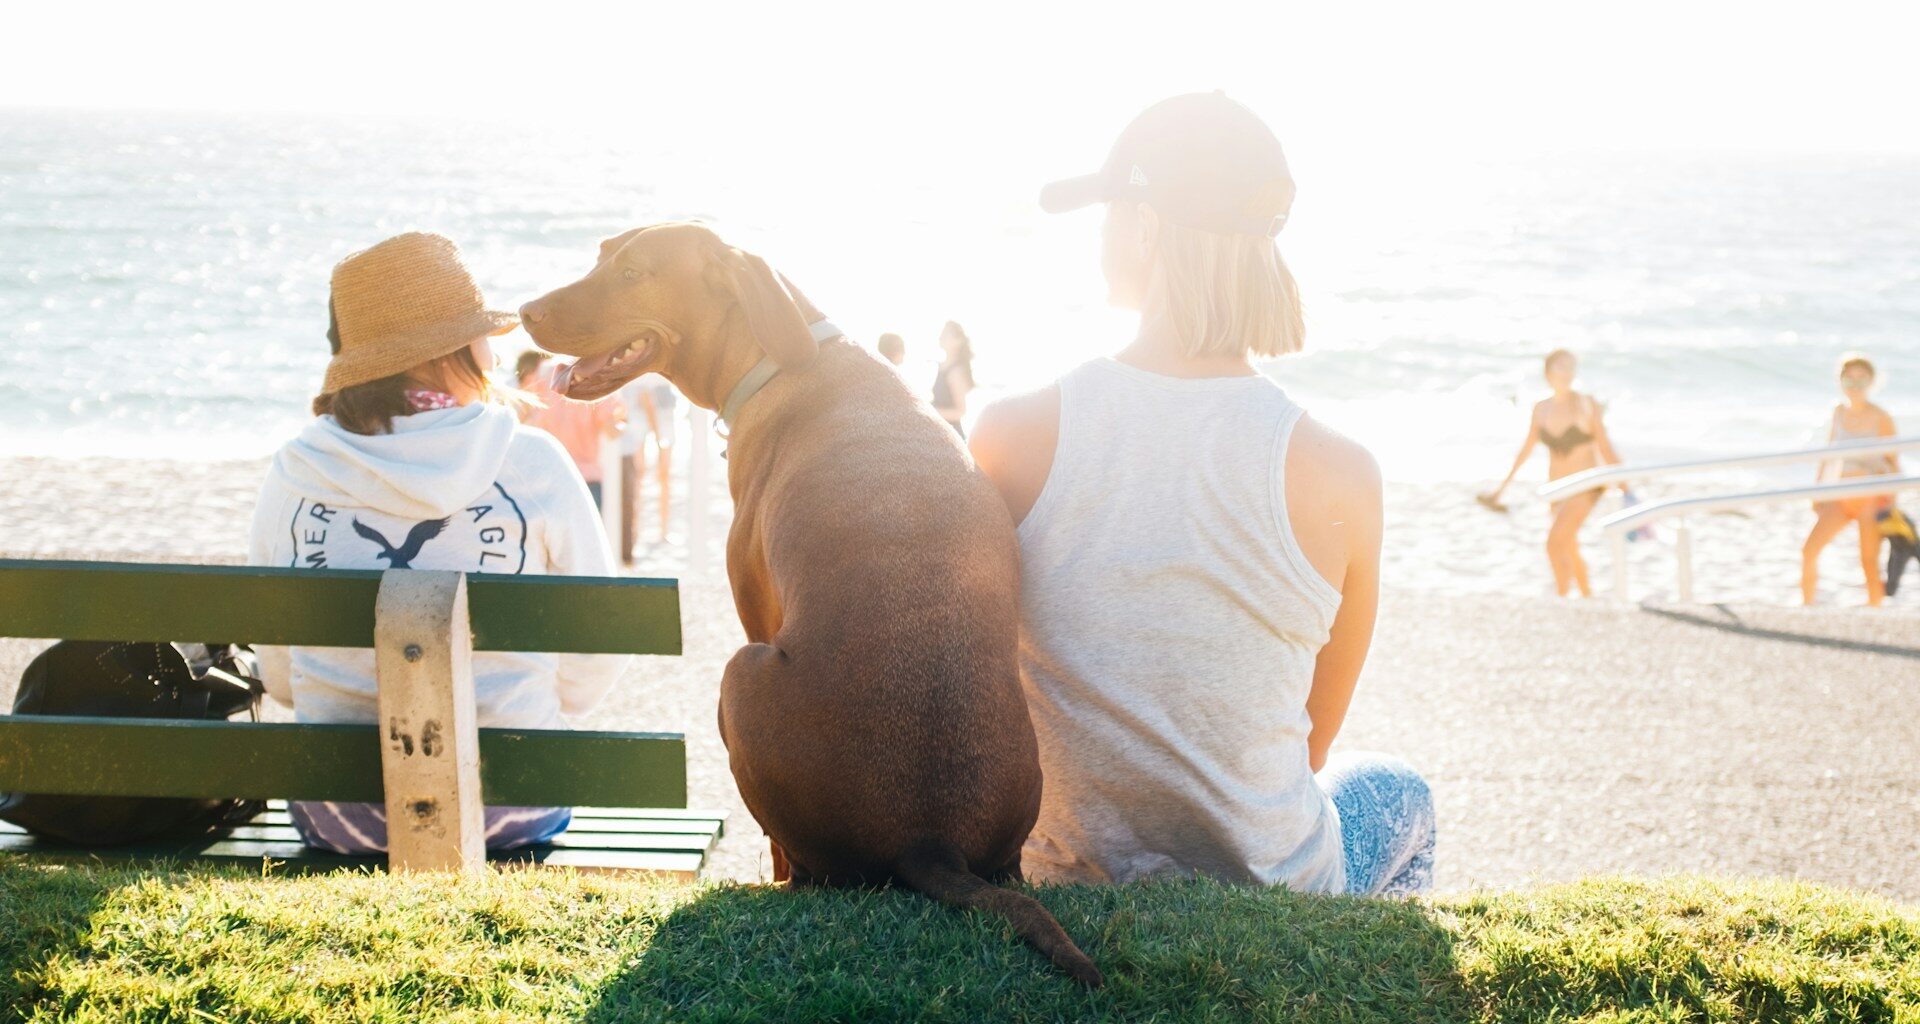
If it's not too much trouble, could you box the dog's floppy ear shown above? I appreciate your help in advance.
[776,271,827,325]
[717,247,817,369]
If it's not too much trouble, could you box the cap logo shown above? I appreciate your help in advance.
[1128,165,1149,188]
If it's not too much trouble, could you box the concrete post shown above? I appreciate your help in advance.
[688,406,712,579]
[374,569,485,873]
[1611,532,1629,602]
[600,434,623,552]
[1675,519,1694,604]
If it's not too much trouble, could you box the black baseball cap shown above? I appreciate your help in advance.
[1039,92,1295,238]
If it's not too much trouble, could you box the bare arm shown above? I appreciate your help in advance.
[969,386,1061,525]
[1591,399,1622,469]
[1484,408,1541,500]
[600,399,625,440]
[1305,444,1383,772]
[640,390,662,438]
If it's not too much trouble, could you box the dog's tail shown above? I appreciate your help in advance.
[892,840,1104,987]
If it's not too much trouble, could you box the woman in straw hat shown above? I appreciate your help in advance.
[247,232,627,854]
[971,94,1432,895]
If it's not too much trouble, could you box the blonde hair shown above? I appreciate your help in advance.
[1147,221,1305,359]
[1839,352,1876,379]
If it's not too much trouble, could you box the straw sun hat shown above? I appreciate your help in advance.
[321,232,519,394]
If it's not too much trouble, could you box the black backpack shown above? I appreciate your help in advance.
[0,641,265,845]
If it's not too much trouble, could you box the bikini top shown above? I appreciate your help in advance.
[1539,397,1595,456]
[1832,408,1892,474]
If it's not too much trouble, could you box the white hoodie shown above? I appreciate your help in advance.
[247,402,628,728]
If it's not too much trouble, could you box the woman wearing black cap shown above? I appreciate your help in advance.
[972,94,1433,896]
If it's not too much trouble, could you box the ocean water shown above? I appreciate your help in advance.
[4,108,1918,490]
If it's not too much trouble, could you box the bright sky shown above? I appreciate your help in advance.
[8,0,1920,162]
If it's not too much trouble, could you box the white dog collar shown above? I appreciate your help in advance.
[718,320,843,430]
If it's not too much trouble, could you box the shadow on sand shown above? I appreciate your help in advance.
[1643,603,1920,660]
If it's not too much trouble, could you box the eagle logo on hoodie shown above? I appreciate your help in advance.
[287,484,529,574]
[351,517,449,569]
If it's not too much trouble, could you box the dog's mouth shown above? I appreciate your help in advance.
[552,337,656,401]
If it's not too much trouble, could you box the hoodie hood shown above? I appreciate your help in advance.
[273,403,522,521]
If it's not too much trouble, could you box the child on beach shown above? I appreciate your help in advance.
[1803,354,1900,606]
[247,232,626,854]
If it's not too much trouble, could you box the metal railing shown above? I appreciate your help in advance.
[1539,435,1920,503]
[1599,474,1920,602]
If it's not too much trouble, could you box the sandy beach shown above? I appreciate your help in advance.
[3,453,1916,898]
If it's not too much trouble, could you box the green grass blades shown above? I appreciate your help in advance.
[0,862,1914,1023]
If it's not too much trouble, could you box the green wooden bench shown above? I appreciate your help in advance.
[0,560,724,876]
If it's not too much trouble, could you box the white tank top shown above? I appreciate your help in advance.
[1016,358,1345,891]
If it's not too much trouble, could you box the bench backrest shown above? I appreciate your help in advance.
[0,560,680,654]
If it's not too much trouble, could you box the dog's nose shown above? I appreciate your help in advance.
[519,300,546,325]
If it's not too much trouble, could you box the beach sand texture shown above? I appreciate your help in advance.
[2,455,1916,898]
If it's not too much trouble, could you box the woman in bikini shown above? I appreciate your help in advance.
[1802,354,1899,607]
[1478,349,1621,597]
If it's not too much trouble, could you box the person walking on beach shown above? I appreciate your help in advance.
[618,373,677,559]
[931,321,975,435]
[1478,349,1621,598]
[1803,354,1900,606]
[970,93,1433,896]
[521,349,624,507]
[247,232,626,854]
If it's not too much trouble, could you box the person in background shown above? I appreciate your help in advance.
[876,332,906,367]
[521,349,624,507]
[247,232,626,854]
[618,373,677,561]
[971,93,1431,897]
[932,320,975,435]
[1478,349,1622,598]
[1803,354,1899,606]
[515,350,550,401]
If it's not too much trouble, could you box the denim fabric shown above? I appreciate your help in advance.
[1319,752,1436,896]
[289,801,572,855]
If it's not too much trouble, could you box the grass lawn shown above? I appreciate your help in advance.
[1,860,1915,1023]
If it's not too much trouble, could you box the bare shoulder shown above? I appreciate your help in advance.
[969,384,1062,524]
[1287,413,1382,553]
[971,385,1060,450]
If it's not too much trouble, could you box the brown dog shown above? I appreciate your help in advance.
[519,223,1101,986]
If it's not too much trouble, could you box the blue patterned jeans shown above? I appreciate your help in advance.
[1318,752,1436,896]
[290,801,572,855]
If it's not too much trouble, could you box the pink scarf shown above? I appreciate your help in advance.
[404,389,460,412]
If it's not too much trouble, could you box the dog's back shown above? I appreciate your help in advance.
[717,340,1100,984]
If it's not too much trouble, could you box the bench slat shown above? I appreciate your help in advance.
[241,809,725,836]
[0,560,681,655]
[0,820,718,853]
[0,717,687,807]
[0,831,709,876]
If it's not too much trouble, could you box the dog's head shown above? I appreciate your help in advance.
[519,222,823,406]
